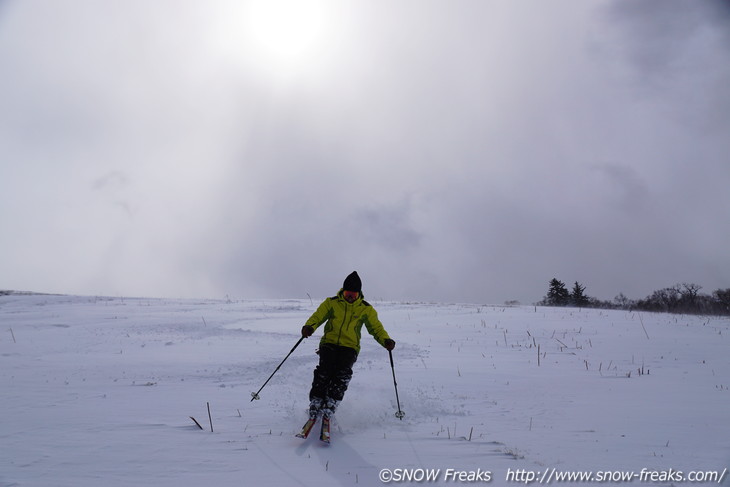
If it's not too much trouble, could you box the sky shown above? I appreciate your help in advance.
[1,0,729,305]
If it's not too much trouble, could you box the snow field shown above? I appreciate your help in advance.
[1,294,728,486]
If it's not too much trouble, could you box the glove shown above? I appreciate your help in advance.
[301,325,314,338]
[384,339,396,351]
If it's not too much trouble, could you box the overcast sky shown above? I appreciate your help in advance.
[1,0,729,305]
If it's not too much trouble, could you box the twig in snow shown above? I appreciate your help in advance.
[9,328,16,343]
[207,402,214,432]
[189,416,203,430]
[639,314,650,340]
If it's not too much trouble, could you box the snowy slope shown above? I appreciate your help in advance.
[1,293,728,486]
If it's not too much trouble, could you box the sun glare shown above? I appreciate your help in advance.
[244,0,329,71]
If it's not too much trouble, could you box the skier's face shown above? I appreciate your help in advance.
[343,290,359,303]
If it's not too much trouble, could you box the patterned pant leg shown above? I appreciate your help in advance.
[308,344,358,404]
[328,363,354,401]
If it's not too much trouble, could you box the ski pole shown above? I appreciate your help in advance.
[251,336,305,401]
[388,349,405,420]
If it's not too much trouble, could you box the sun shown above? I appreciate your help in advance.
[243,0,329,72]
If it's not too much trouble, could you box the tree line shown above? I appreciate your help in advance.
[538,278,730,316]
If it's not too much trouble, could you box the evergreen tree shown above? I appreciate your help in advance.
[571,281,589,307]
[545,278,570,306]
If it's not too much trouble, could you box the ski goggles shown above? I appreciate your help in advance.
[343,290,359,301]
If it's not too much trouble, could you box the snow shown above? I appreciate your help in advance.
[1,293,728,486]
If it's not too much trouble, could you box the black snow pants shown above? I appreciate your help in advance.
[309,343,358,403]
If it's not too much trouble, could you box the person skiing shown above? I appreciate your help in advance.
[301,271,396,420]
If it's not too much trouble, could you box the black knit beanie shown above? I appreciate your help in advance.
[343,271,362,293]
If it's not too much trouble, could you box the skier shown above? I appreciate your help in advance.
[301,271,396,421]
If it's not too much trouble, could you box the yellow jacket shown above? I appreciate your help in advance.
[305,290,391,353]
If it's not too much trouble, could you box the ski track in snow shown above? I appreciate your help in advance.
[1,293,729,486]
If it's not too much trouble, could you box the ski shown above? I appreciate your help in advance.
[296,399,335,442]
[320,415,331,444]
[295,417,318,439]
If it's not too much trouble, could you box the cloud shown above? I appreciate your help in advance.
[588,164,650,213]
[603,0,730,133]
[0,1,728,304]
[92,171,129,191]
